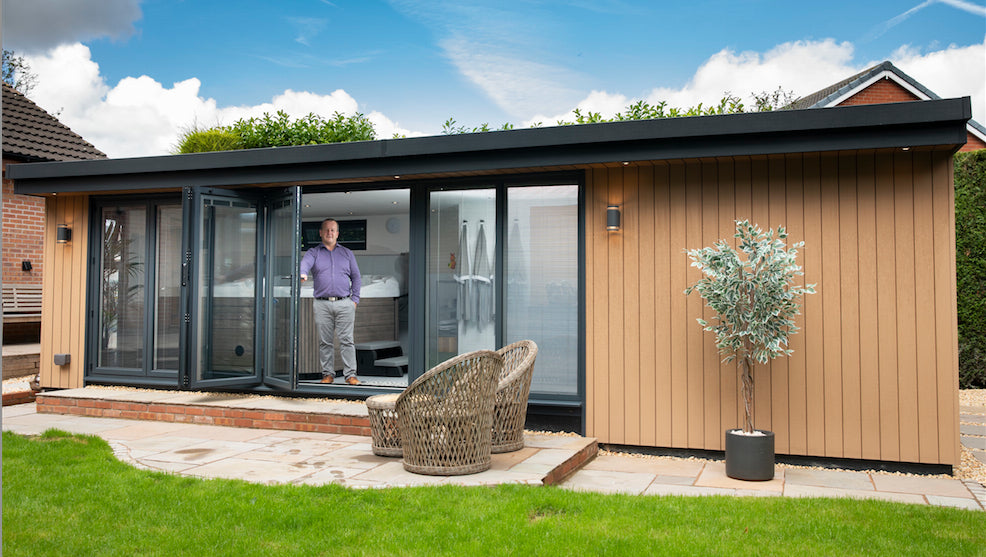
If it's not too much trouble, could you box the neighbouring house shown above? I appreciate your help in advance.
[2,82,106,343]
[7,96,973,471]
[788,60,986,152]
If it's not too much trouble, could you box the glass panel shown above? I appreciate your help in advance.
[197,199,257,381]
[426,189,496,369]
[266,194,297,384]
[98,205,146,369]
[153,204,182,371]
[506,185,578,396]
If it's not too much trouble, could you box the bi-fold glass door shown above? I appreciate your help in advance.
[179,186,300,391]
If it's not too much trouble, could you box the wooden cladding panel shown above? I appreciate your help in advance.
[583,151,958,465]
[41,196,88,389]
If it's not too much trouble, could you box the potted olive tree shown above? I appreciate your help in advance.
[685,220,814,480]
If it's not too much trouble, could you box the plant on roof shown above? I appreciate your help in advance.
[174,110,376,153]
[685,220,814,434]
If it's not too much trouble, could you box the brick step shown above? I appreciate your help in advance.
[36,392,371,436]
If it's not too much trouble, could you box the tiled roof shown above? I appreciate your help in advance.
[2,83,106,162]
[787,62,895,110]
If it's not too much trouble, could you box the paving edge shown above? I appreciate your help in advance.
[36,393,371,436]
[542,439,599,485]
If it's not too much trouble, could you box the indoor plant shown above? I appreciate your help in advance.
[685,220,814,480]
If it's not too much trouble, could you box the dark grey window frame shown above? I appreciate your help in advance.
[86,194,182,384]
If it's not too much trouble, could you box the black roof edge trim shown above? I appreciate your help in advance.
[9,97,971,194]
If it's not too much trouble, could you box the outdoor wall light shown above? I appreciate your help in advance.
[56,224,72,244]
[606,205,621,231]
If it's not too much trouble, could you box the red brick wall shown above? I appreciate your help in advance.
[960,132,986,152]
[2,158,46,286]
[837,78,922,106]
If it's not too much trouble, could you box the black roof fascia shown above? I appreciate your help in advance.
[10,97,971,195]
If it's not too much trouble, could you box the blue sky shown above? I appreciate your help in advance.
[3,0,984,157]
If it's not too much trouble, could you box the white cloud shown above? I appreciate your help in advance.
[528,38,985,127]
[22,44,420,158]
[891,41,986,121]
[1,0,141,53]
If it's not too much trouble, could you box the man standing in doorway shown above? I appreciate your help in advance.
[300,218,362,385]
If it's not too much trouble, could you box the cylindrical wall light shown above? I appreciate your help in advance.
[606,205,621,231]
[56,224,72,244]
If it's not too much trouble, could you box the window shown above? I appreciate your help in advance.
[91,198,181,376]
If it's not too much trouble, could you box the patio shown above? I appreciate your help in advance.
[2,387,983,510]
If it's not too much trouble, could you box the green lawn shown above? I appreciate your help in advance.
[3,430,984,556]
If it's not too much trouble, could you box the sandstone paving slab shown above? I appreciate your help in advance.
[559,469,657,495]
[100,421,200,440]
[3,412,91,435]
[444,467,544,487]
[235,397,367,417]
[652,474,700,486]
[317,444,391,470]
[292,465,373,486]
[330,434,373,444]
[926,495,984,511]
[523,435,592,450]
[237,438,351,464]
[962,436,986,450]
[186,456,317,484]
[783,468,874,491]
[961,414,986,424]
[143,439,267,465]
[162,423,278,442]
[121,434,227,456]
[695,462,785,492]
[870,475,973,498]
[583,454,705,478]
[3,402,38,417]
[512,447,574,467]
[489,447,539,470]
[960,423,986,436]
[972,450,986,465]
[351,461,451,487]
[642,484,739,497]
[783,484,927,505]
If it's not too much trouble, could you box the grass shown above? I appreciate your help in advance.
[3,430,985,556]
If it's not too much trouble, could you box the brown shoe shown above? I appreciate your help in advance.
[320,375,334,384]
[346,376,360,386]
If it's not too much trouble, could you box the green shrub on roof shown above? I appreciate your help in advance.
[174,110,376,153]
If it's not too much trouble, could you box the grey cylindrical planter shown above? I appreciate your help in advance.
[725,429,775,481]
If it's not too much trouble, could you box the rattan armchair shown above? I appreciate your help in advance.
[396,350,503,475]
[492,340,538,453]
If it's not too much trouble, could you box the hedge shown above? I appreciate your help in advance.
[955,148,986,388]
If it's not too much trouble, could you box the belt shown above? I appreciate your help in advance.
[316,295,349,301]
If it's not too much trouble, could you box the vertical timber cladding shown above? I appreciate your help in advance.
[40,195,88,389]
[584,150,959,466]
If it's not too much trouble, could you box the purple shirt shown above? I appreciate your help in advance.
[300,243,362,304]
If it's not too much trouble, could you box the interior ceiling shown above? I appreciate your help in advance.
[301,189,409,219]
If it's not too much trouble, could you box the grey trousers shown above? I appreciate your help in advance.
[313,298,357,379]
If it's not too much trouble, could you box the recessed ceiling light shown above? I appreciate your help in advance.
[394,175,401,179]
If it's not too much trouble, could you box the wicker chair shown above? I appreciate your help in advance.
[491,340,538,453]
[396,350,503,475]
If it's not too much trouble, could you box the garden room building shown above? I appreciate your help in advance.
[8,97,972,471]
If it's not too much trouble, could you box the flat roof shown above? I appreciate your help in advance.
[8,97,972,195]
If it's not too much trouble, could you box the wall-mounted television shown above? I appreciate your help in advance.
[301,220,367,251]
